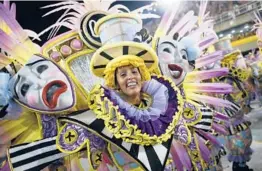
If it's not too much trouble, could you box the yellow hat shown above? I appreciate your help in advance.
[221,50,250,81]
[90,13,158,88]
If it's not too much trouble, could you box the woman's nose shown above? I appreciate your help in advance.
[127,72,134,80]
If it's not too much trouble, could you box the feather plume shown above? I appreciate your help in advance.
[170,140,192,171]
[152,1,180,48]
[39,0,159,39]
[168,11,194,37]
[185,68,229,82]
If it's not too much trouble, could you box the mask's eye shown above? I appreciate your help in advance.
[163,48,171,53]
[181,50,188,60]
[37,65,48,74]
[21,83,30,96]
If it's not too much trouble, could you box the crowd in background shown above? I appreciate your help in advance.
[207,1,249,16]
[231,30,256,41]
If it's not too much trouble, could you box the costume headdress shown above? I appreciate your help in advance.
[90,13,159,88]
[214,36,250,81]
[40,1,160,94]
[153,1,233,108]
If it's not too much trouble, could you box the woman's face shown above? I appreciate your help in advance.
[116,65,142,98]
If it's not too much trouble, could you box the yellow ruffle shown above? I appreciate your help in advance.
[88,75,184,146]
[104,55,151,89]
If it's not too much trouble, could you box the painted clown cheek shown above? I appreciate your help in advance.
[26,93,39,107]
[159,52,173,63]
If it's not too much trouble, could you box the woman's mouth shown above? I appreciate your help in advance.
[126,81,137,88]
[168,64,183,79]
[42,80,67,109]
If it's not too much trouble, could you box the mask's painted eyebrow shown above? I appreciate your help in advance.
[25,59,46,66]
[161,41,177,49]
[14,75,21,98]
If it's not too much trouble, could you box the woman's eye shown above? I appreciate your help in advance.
[132,70,138,74]
[120,73,126,77]
[37,65,48,74]
[21,83,30,96]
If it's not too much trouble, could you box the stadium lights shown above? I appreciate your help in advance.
[240,30,243,33]
[231,30,235,33]
[219,34,223,38]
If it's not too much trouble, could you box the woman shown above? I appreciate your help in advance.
[218,50,253,171]
[2,11,229,171]
[88,12,231,171]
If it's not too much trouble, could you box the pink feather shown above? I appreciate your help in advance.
[186,68,229,82]
[170,140,192,171]
[196,134,211,163]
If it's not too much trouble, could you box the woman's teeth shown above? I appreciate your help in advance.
[127,82,137,87]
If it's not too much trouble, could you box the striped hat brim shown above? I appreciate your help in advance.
[90,41,159,77]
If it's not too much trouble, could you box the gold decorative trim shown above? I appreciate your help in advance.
[88,75,184,145]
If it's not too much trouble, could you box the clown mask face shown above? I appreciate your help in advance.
[157,37,194,86]
[9,55,75,112]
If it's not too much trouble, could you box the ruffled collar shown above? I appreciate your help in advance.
[88,75,184,145]
[109,78,169,122]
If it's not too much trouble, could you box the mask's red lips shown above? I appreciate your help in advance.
[168,64,183,79]
[42,80,67,109]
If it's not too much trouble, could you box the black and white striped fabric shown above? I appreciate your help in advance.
[224,101,241,117]
[194,107,214,132]
[228,121,250,135]
[60,110,172,171]
[8,137,68,171]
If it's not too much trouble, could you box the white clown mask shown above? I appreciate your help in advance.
[157,36,195,86]
[9,55,75,112]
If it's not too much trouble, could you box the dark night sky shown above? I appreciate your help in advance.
[12,1,155,45]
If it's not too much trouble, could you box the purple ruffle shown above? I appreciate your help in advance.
[103,76,180,136]
[227,147,253,162]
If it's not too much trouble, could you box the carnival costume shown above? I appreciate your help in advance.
[211,37,253,171]
[151,1,235,170]
[0,1,235,171]
[247,10,262,108]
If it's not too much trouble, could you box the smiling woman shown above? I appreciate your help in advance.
[115,65,143,105]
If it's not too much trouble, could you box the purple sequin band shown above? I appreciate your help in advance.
[102,76,180,136]
[59,123,105,152]
[41,115,58,138]
[174,123,190,145]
